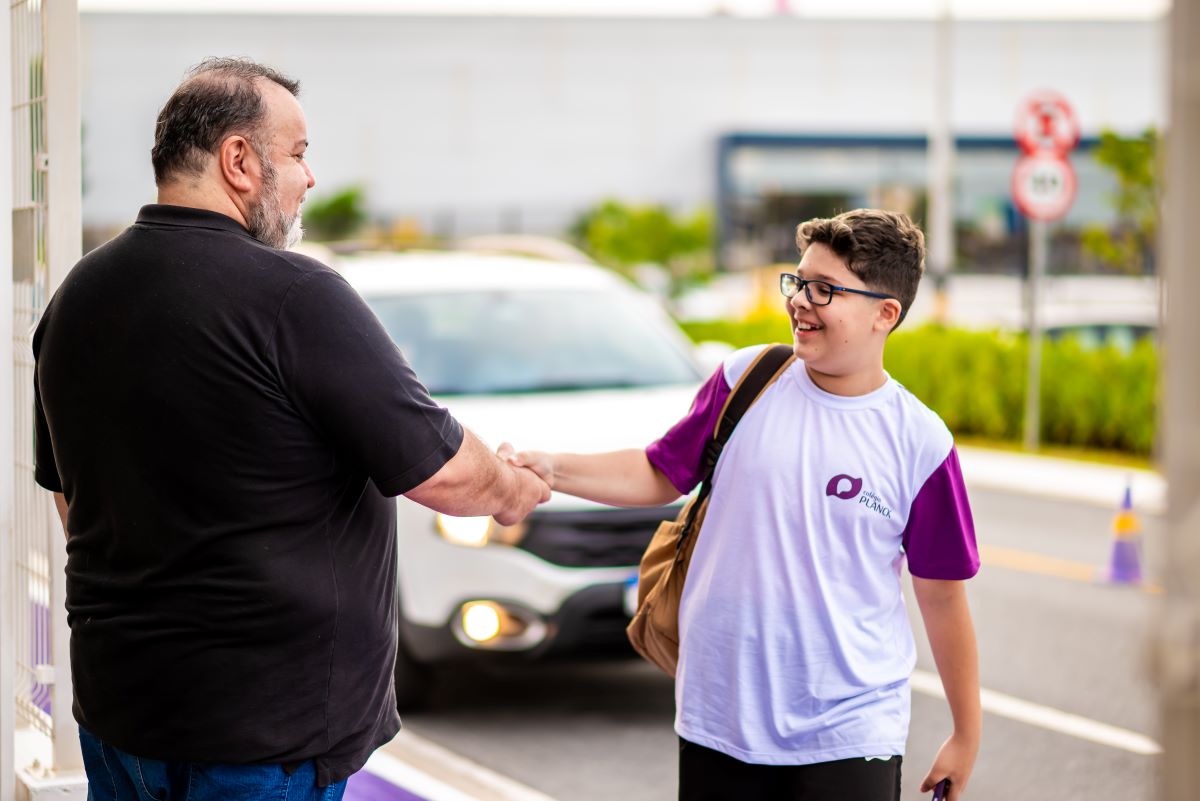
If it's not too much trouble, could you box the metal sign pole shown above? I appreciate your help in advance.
[1012,90,1076,455]
[1023,219,1046,451]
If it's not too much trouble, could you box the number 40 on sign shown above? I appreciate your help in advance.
[1011,151,1077,222]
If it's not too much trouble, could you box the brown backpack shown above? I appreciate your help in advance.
[626,344,796,676]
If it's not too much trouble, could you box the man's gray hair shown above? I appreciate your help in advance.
[151,57,300,185]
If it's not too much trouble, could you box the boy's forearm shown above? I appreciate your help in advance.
[552,449,681,507]
[913,577,982,740]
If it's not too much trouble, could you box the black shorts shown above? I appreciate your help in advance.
[678,738,902,801]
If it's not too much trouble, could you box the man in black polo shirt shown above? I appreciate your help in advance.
[32,58,549,801]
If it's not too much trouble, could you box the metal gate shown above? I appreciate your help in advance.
[4,1,83,798]
[12,0,56,757]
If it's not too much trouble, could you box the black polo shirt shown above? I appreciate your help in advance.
[33,205,463,785]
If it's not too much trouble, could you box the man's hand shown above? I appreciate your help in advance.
[494,461,551,526]
[920,731,979,801]
[498,443,556,489]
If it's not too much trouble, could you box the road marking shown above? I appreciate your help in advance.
[370,729,562,801]
[910,669,1162,756]
[978,544,1163,595]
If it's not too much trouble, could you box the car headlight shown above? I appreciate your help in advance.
[435,514,527,547]
[460,601,504,643]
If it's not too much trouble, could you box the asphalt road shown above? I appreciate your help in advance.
[399,487,1164,801]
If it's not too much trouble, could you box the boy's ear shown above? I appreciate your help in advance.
[876,299,903,332]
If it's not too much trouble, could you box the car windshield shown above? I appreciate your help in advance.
[364,288,702,395]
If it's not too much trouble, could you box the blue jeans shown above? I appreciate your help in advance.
[79,727,347,801]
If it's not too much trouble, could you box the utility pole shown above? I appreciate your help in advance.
[1159,0,1200,795]
[926,0,954,322]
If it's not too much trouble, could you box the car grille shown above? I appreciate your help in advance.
[555,607,635,655]
[517,506,681,568]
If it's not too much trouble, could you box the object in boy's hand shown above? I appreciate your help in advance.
[932,779,949,800]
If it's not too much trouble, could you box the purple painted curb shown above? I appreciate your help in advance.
[344,767,430,801]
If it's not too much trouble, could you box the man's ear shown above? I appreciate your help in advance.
[877,298,903,332]
[219,135,256,193]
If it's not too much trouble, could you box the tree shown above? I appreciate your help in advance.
[301,186,368,242]
[1080,128,1159,274]
[569,199,714,298]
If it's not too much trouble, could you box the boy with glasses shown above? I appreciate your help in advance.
[508,209,980,801]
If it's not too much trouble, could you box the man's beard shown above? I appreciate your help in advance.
[247,146,304,250]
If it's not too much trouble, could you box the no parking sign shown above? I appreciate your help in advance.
[1014,90,1081,156]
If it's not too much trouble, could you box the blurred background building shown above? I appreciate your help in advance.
[78,9,1163,275]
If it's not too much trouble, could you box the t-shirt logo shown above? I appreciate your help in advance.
[827,473,894,519]
[826,474,863,500]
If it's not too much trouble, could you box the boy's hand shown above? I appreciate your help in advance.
[498,443,557,489]
[920,732,978,801]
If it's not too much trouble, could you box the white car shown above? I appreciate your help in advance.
[338,251,704,707]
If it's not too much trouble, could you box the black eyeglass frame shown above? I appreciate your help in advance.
[777,270,902,304]
[777,273,907,323]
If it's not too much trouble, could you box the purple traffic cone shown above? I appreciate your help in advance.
[1103,484,1142,585]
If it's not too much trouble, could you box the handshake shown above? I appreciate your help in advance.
[492,442,556,526]
[435,436,663,527]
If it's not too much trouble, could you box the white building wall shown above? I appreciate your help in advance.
[79,13,1164,234]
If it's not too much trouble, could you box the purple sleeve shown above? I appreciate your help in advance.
[902,447,980,580]
[645,366,731,495]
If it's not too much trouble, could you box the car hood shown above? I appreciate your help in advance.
[436,383,699,511]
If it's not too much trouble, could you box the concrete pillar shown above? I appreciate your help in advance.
[1159,0,1200,796]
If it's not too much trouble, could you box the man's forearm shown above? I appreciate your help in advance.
[408,431,511,515]
[406,429,547,524]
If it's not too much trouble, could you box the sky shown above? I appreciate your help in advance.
[77,0,1169,19]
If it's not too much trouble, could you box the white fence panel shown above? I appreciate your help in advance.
[5,1,83,797]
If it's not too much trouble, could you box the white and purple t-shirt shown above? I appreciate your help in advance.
[646,345,979,765]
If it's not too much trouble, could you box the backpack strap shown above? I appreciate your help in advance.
[678,344,795,545]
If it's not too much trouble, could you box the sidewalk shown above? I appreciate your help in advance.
[957,445,1165,515]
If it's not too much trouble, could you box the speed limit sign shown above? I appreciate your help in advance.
[1011,151,1077,222]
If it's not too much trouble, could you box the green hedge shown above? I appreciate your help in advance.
[680,317,1158,455]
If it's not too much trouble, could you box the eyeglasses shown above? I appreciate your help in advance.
[779,273,900,309]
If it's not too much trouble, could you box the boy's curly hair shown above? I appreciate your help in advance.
[795,209,925,331]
